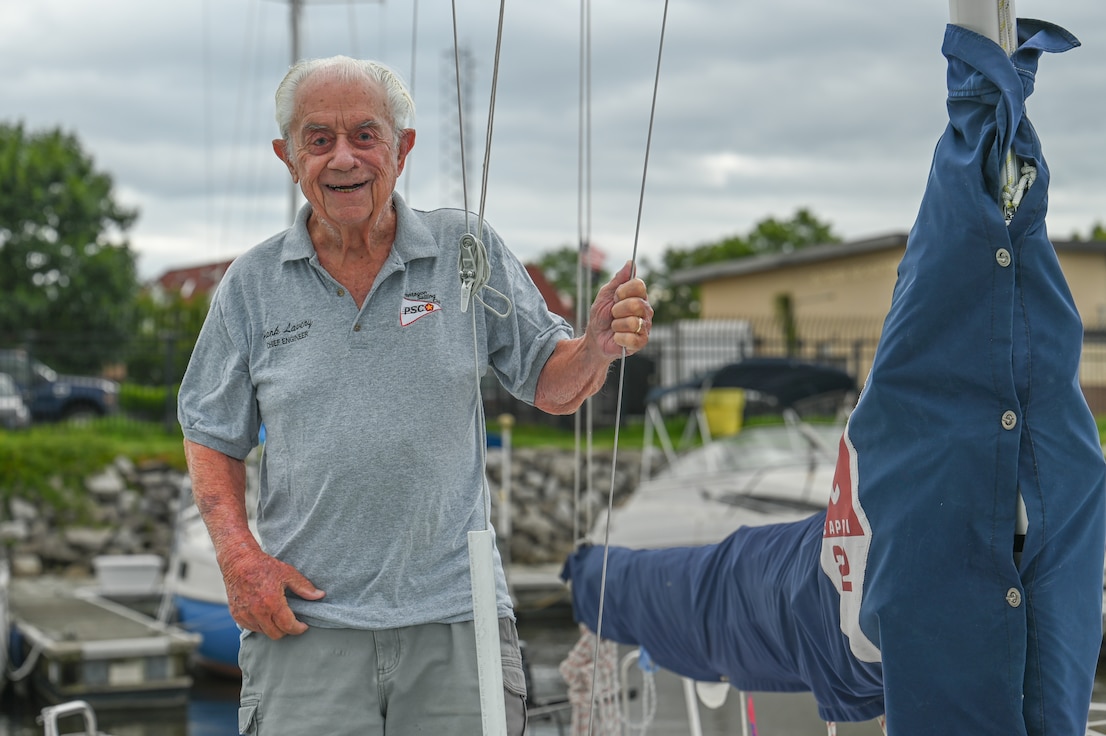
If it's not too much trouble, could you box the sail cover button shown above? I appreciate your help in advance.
[996,248,1012,268]
[1001,411,1018,430]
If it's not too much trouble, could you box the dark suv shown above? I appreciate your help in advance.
[0,348,119,422]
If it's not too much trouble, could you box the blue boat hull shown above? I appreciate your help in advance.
[174,595,241,677]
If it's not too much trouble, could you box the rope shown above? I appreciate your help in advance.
[7,639,45,683]
[995,0,1033,224]
[559,626,621,736]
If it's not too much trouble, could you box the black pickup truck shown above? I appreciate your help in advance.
[0,348,119,423]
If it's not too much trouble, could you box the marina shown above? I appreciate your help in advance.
[0,603,894,736]
[5,606,1106,735]
[4,576,200,710]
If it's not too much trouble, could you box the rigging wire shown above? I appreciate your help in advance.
[586,0,670,732]
[448,8,515,733]
[474,2,508,248]
[444,1,668,730]
[404,0,419,203]
[449,0,507,242]
[448,1,473,232]
[219,0,266,255]
[346,0,359,58]
[571,0,593,551]
[449,0,509,517]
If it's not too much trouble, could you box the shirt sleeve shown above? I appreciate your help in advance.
[177,292,260,460]
[480,228,574,404]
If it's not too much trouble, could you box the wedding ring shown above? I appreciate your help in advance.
[635,316,644,335]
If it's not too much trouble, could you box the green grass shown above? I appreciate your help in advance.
[0,419,186,515]
[5,413,1106,519]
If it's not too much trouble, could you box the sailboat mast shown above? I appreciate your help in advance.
[288,0,304,224]
[948,0,1017,50]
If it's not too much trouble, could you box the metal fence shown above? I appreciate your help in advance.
[7,314,1106,433]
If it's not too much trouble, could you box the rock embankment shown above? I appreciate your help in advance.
[0,448,645,577]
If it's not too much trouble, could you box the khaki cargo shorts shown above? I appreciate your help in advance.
[238,617,527,735]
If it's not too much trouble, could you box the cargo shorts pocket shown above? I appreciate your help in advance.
[238,696,260,735]
[499,617,528,736]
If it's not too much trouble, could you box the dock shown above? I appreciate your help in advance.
[508,562,572,616]
[8,576,200,709]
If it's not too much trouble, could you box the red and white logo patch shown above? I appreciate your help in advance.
[400,297,442,327]
[820,425,880,662]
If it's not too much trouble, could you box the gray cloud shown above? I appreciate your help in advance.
[2,0,1102,281]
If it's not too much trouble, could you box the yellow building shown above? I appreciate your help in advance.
[670,232,1106,412]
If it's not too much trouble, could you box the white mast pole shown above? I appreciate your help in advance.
[949,1,1027,222]
[948,0,1030,551]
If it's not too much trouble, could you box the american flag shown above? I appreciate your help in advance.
[580,242,607,272]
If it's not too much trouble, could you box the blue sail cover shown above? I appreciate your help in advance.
[562,514,886,723]
[821,19,1106,735]
[564,19,1105,734]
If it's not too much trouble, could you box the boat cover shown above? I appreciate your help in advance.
[644,357,856,409]
[822,19,1106,735]
[565,19,1105,734]
[562,513,886,723]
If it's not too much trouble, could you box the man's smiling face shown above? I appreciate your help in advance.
[273,72,413,232]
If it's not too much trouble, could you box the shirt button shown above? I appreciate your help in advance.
[337,288,346,297]
[996,249,1011,268]
[353,324,362,332]
[1001,411,1017,430]
[1005,588,1022,607]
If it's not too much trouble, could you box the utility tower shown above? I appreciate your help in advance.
[439,46,476,210]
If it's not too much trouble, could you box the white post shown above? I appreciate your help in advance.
[681,677,706,736]
[469,529,508,736]
[497,414,514,552]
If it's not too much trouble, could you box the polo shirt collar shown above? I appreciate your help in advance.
[279,193,441,265]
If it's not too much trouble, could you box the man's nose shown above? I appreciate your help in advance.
[328,138,359,169]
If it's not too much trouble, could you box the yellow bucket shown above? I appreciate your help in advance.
[702,388,745,437]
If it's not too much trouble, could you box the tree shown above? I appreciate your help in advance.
[644,208,840,323]
[0,122,139,373]
[1070,222,1106,242]
[532,244,611,322]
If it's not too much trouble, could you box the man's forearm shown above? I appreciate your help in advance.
[183,439,260,569]
[533,335,613,415]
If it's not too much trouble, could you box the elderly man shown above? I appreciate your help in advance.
[178,56,652,735]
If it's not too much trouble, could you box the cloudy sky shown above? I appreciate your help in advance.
[3,1,1104,281]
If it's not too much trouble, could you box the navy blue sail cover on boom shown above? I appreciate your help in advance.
[564,19,1105,735]
[563,514,886,723]
[823,19,1105,735]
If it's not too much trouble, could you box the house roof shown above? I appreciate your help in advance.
[152,257,576,321]
[154,259,235,300]
[669,231,1106,286]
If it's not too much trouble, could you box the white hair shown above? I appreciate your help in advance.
[274,56,415,142]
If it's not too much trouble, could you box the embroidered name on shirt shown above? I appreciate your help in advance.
[265,319,313,349]
[400,296,442,327]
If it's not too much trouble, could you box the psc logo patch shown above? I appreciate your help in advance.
[400,297,442,326]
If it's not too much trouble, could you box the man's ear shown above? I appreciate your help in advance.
[272,139,299,183]
[396,129,416,176]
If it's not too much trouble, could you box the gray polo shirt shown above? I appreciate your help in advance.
[178,195,573,629]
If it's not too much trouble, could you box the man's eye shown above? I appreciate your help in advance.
[311,136,330,146]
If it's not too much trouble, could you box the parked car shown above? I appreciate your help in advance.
[0,349,119,423]
[0,372,32,429]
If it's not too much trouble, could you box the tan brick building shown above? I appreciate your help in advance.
[670,232,1106,412]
